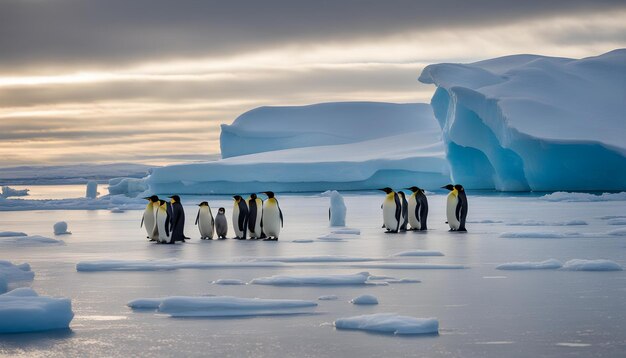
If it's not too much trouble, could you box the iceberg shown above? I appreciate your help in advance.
[495,259,563,270]
[0,288,74,333]
[334,313,439,335]
[146,102,450,194]
[1,186,29,198]
[0,261,34,294]
[419,49,626,191]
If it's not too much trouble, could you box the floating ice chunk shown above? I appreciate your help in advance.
[110,207,125,213]
[496,259,563,270]
[354,263,465,270]
[0,231,27,237]
[541,192,626,202]
[350,294,379,305]
[85,180,98,199]
[53,221,71,235]
[607,228,626,236]
[318,295,339,301]
[0,235,64,246]
[76,259,285,272]
[237,256,381,263]
[331,228,361,235]
[599,215,626,220]
[0,288,74,333]
[1,186,29,198]
[392,250,444,257]
[499,232,580,239]
[292,239,314,243]
[385,278,421,284]
[467,219,504,224]
[0,261,34,293]
[607,218,626,225]
[128,296,318,317]
[329,191,347,227]
[334,313,439,335]
[212,279,246,285]
[250,272,370,286]
[561,259,623,271]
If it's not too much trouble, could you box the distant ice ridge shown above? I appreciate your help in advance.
[334,313,439,335]
[1,186,29,198]
[0,194,146,211]
[76,259,285,272]
[127,296,317,317]
[146,102,450,194]
[0,287,74,333]
[419,49,626,191]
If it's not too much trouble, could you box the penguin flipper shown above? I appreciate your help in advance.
[278,203,284,228]
[455,197,463,222]
[394,193,401,231]
[195,209,200,225]
[140,216,144,228]
[248,203,257,232]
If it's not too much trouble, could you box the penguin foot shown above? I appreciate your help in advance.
[457,228,467,232]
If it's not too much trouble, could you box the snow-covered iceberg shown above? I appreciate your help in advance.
[0,261,34,293]
[146,102,450,194]
[419,49,626,191]
[0,288,74,333]
[334,313,439,335]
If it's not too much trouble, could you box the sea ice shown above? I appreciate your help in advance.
[541,192,626,202]
[499,232,580,239]
[212,279,246,285]
[496,259,563,270]
[0,194,146,211]
[53,221,71,235]
[607,219,626,225]
[392,250,444,257]
[0,234,64,246]
[1,186,29,198]
[318,295,339,301]
[0,288,74,333]
[607,228,626,236]
[0,261,34,293]
[76,259,285,272]
[353,263,465,270]
[350,294,379,305]
[334,313,439,335]
[506,220,587,226]
[330,228,361,235]
[0,231,27,237]
[250,272,371,286]
[236,255,381,263]
[561,259,623,271]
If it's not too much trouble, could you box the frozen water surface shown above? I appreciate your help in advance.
[0,188,625,357]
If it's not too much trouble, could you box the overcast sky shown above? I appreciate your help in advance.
[1,0,625,166]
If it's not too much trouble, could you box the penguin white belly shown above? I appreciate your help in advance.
[407,195,420,230]
[156,209,170,243]
[250,199,263,238]
[263,202,281,238]
[198,207,214,239]
[446,193,460,230]
[382,198,399,231]
[142,204,156,237]
[232,205,244,238]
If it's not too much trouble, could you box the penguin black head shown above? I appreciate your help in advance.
[405,186,420,193]
[397,191,406,198]
[441,184,455,191]
[263,191,275,198]
[159,199,166,205]
[454,184,464,191]
[169,195,181,203]
[250,193,257,199]
[378,187,393,194]
[233,195,243,201]
[198,201,208,207]
[218,207,225,214]
[149,195,159,202]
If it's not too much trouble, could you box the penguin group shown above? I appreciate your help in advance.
[378,184,467,233]
[140,191,283,242]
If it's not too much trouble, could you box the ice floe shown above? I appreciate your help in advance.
[607,219,626,226]
[317,233,359,242]
[0,261,34,293]
[607,228,626,236]
[334,313,439,335]
[561,259,623,271]
[76,259,285,272]
[0,288,74,333]
[506,220,587,226]
[541,192,626,202]
[212,279,246,285]
[350,294,379,305]
[499,232,580,239]
[330,228,360,235]
[353,263,465,270]
[0,231,27,237]
[496,259,563,270]
[318,295,339,301]
[250,272,370,286]
[0,194,146,211]
[236,255,381,263]
[391,250,444,257]
[0,234,65,246]
[1,186,29,198]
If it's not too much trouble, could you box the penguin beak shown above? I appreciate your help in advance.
[377,188,386,192]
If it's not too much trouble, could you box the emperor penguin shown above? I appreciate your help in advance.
[141,195,159,240]
[155,200,172,243]
[442,184,468,232]
[168,195,189,242]
[247,194,264,239]
[232,195,249,240]
[406,186,429,231]
[397,191,409,232]
[261,191,283,241]
[378,187,401,233]
[195,201,215,240]
[215,207,228,239]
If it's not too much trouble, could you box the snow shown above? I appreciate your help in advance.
[317,233,359,242]
[353,263,465,270]
[0,261,34,294]
[53,221,71,235]
[499,232,580,239]
[237,255,381,263]
[76,259,285,272]
[250,272,370,286]
[541,192,626,202]
[496,259,563,270]
[329,191,346,227]
[334,313,439,335]
[129,296,317,317]
[1,186,29,198]
[350,294,379,305]
[0,234,64,246]
[212,279,246,285]
[561,259,623,271]
[85,180,98,199]
[0,287,74,333]
[392,250,444,257]
[318,295,339,301]
[419,49,626,191]
[146,102,450,194]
